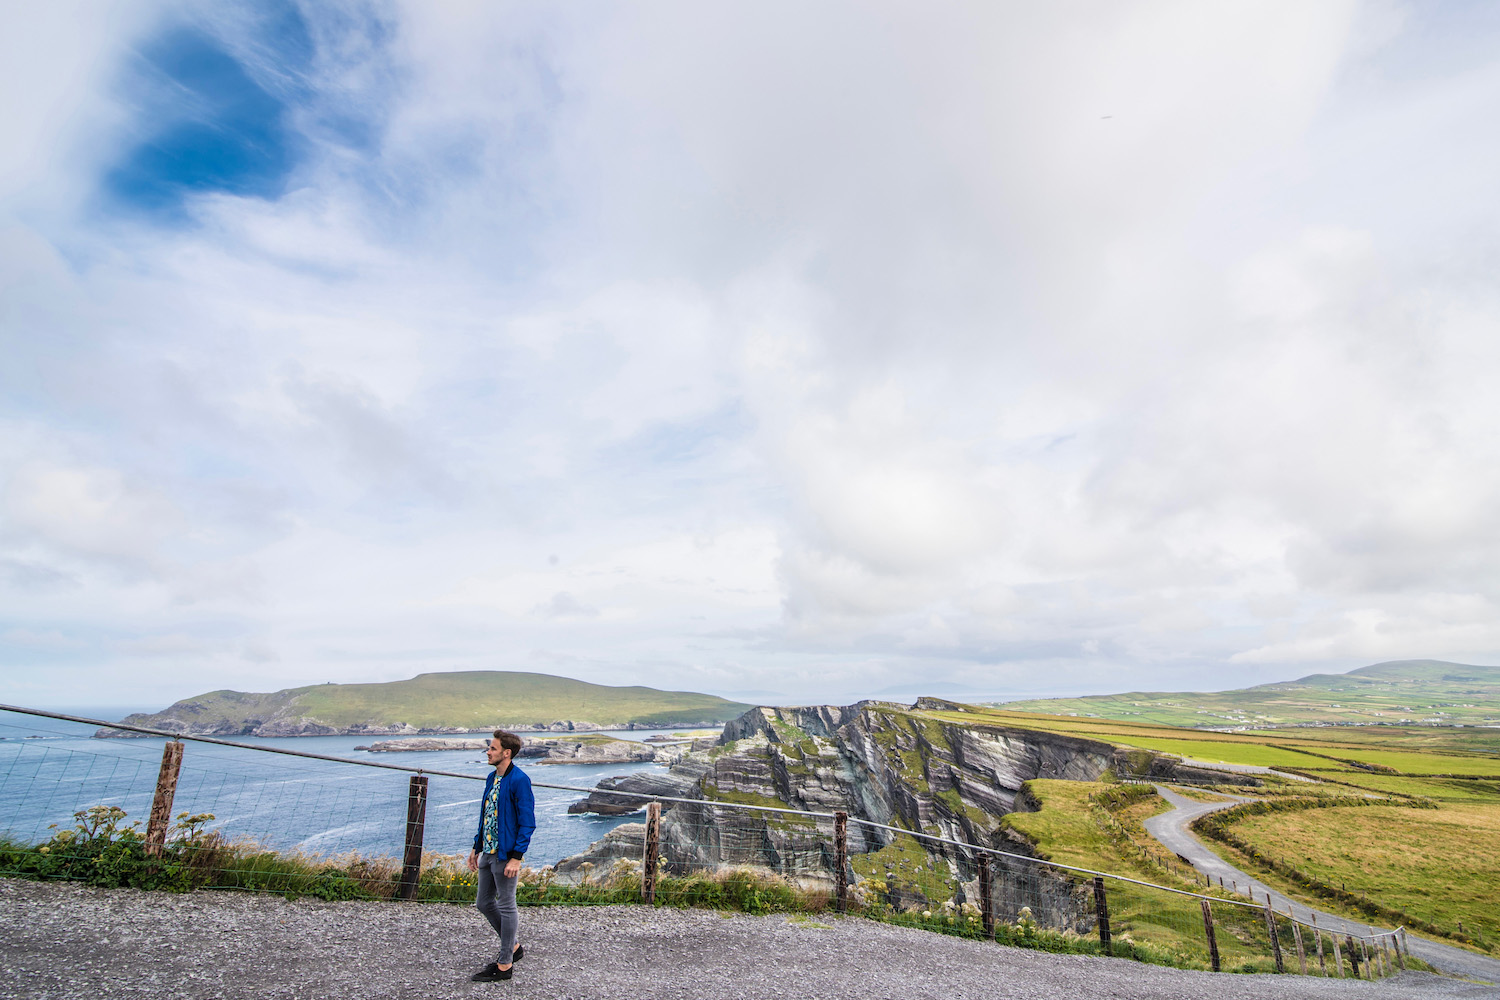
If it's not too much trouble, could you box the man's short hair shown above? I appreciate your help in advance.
[492,730,524,754]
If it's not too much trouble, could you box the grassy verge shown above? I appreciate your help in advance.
[2,801,1244,973]
[999,780,1290,972]
[1196,799,1499,952]
[0,805,829,912]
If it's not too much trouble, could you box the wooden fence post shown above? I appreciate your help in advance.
[398,774,428,900]
[1200,899,1220,972]
[834,811,848,913]
[977,855,994,938]
[1346,935,1361,979]
[1263,902,1284,973]
[1379,937,1391,977]
[1287,907,1307,975]
[1395,930,1407,971]
[145,740,184,858]
[1331,929,1345,978]
[1360,937,1372,979]
[642,801,661,904]
[1093,876,1111,956]
[1311,914,1327,975]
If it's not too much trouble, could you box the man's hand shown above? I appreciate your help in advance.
[467,849,478,872]
[503,857,521,878]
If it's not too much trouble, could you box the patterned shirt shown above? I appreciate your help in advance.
[481,773,502,854]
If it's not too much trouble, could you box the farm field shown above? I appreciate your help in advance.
[1242,726,1500,756]
[916,696,1500,957]
[1222,801,1500,952]
[993,659,1500,728]
[1295,771,1500,803]
[929,705,1500,777]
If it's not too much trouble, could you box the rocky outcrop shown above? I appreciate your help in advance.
[554,823,648,877]
[556,699,1127,930]
[93,717,648,739]
[362,738,487,752]
[360,736,662,764]
[567,759,713,815]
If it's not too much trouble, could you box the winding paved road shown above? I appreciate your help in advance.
[1143,784,1500,985]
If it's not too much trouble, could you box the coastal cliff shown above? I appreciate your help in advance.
[559,699,1153,920]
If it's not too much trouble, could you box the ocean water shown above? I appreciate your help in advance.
[0,709,677,865]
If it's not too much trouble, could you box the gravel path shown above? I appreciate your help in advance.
[1143,784,1500,985]
[2,879,1496,1000]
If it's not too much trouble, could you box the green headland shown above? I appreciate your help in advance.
[105,670,751,736]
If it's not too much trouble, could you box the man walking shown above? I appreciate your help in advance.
[468,729,536,982]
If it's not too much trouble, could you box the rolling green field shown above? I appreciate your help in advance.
[1001,780,1284,972]
[995,659,1500,728]
[115,670,751,733]
[912,696,1500,954]
[1222,801,1500,951]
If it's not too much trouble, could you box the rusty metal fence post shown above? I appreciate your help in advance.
[834,811,848,913]
[1093,876,1111,955]
[1264,902,1284,973]
[977,856,994,938]
[144,740,184,858]
[1200,899,1220,972]
[398,774,428,900]
[642,801,661,904]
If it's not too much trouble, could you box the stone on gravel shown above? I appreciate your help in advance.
[2,878,1494,1000]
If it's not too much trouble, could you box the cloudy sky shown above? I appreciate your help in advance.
[3,1,1500,711]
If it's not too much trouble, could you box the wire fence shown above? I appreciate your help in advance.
[0,704,1409,976]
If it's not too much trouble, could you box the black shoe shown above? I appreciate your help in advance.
[511,945,524,963]
[471,963,513,982]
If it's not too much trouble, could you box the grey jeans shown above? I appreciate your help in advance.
[475,852,519,963]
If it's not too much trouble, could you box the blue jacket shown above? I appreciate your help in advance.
[473,763,536,860]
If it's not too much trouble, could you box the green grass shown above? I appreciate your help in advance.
[999,780,1285,972]
[1202,800,1500,953]
[1243,726,1500,756]
[1298,771,1500,803]
[849,831,965,905]
[1102,737,1326,769]
[111,670,752,733]
[994,659,1500,728]
[1294,747,1500,776]
[907,699,1500,964]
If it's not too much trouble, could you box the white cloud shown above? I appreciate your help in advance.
[3,1,1500,708]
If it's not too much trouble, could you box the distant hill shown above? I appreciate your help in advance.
[100,671,752,738]
[995,659,1500,728]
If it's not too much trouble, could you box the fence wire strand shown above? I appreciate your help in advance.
[0,705,1409,975]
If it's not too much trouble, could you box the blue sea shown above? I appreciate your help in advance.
[0,708,674,865]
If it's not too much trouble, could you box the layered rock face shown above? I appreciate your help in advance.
[561,700,1128,924]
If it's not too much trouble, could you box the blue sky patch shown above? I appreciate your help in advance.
[105,23,305,216]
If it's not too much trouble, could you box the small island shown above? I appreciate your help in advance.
[95,670,751,738]
[362,734,664,764]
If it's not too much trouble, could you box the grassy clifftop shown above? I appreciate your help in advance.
[995,659,1500,728]
[115,670,751,734]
